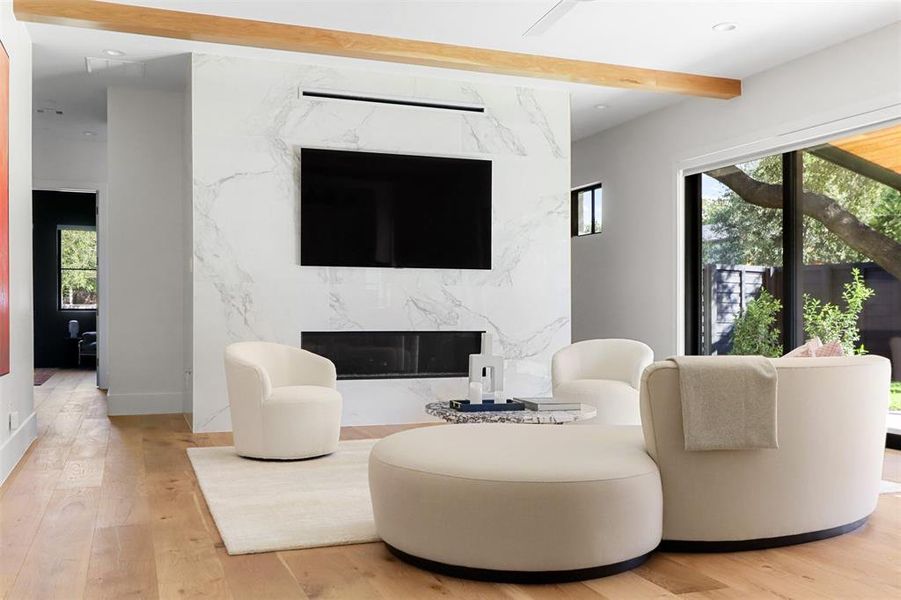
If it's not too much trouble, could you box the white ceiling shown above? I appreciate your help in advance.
[29,0,901,143]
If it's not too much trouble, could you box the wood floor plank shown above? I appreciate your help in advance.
[343,542,461,599]
[216,548,309,600]
[145,464,231,598]
[2,370,900,599]
[633,554,727,595]
[677,589,782,599]
[0,476,59,597]
[95,481,152,529]
[666,552,829,599]
[430,577,523,600]
[57,456,107,489]
[69,416,111,459]
[6,487,101,600]
[760,545,899,598]
[711,552,841,600]
[279,545,386,600]
[83,524,160,599]
[55,412,111,490]
[193,431,233,447]
[504,582,601,599]
[785,501,901,589]
[582,570,678,599]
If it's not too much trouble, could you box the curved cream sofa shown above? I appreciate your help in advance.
[224,342,342,460]
[552,339,653,425]
[640,355,890,549]
[369,424,662,582]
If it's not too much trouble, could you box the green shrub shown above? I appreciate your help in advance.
[890,381,901,412]
[730,289,783,357]
[802,268,874,355]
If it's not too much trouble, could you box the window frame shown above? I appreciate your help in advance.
[685,149,852,355]
[57,225,98,312]
[571,183,603,237]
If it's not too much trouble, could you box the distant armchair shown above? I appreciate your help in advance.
[225,342,342,460]
[78,332,97,367]
[551,339,654,425]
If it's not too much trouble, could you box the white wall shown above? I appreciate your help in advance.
[182,84,193,419]
[571,23,901,359]
[106,87,190,415]
[32,133,106,186]
[0,6,34,486]
[191,54,571,432]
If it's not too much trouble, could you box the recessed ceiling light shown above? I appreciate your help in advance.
[102,49,125,57]
[83,131,97,137]
[594,104,608,110]
[712,22,737,32]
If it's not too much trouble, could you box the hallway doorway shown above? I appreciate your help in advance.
[32,189,101,387]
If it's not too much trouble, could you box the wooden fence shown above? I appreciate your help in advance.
[703,262,899,362]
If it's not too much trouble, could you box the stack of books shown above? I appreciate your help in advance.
[513,398,582,411]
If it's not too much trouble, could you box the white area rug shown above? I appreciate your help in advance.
[188,439,380,555]
[189,438,901,556]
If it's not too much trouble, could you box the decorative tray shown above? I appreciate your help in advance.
[449,399,525,412]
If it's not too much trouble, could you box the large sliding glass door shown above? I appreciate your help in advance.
[685,125,901,396]
[800,146,900,362]
[692,159,784,355]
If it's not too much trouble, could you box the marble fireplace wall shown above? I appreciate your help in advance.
[191,54,571,432]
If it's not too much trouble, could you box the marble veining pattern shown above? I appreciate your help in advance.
[191,54,571,431]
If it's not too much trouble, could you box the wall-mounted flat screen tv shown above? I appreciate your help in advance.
[300,148,491,269]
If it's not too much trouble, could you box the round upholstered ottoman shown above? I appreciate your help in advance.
[368,423,662,582]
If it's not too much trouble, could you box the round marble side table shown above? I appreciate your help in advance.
[425,401,597,425]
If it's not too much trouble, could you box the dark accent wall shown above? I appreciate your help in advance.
[33,190,97,368]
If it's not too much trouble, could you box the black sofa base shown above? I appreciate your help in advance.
[385,543,652,584]
[658,515,870,553]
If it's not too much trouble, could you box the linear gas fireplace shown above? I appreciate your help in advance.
[301,331,484,380]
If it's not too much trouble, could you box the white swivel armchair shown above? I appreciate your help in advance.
[551,339,653,425]
[224,342,342,459]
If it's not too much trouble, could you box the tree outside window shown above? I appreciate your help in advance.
[572,183,602,236]
[59,227,97,310]
[691,124,900,412]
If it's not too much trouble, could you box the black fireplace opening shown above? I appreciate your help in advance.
[301,331,483,380]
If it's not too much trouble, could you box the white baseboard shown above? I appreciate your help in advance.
[0,411,37,488]
[107,391,185,416]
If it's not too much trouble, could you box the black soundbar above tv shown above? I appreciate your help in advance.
[300,148,492,270]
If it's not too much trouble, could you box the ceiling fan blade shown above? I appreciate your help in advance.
[523,0,579,37]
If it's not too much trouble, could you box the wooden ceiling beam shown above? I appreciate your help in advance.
[14,0,741,99]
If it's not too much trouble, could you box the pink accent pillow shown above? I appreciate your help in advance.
[782,337,845,358]
[782,344,810,357]
[783,337,822,358]
[812,340,844,357]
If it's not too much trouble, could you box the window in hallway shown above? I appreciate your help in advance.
[58,227,97,310]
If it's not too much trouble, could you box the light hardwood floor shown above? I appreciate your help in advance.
[1,370,899,599]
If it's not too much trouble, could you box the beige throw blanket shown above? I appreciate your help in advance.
[669,356,778,451]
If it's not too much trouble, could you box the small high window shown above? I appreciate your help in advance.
[572,183,602,236]
[58,227,97,310]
